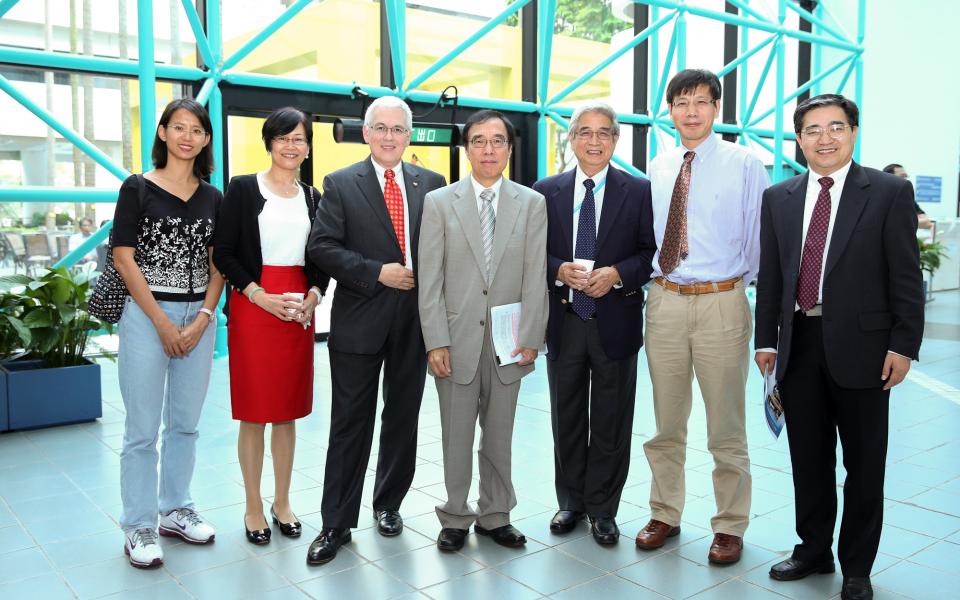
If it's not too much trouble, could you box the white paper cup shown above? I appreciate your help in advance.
[283,291,304,314]
[573,259,595,272]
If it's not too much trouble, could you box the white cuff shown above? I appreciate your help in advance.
[756,347,777,354]
[309,287,322,302]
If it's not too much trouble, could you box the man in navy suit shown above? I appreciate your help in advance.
[533,102,656,545]
[755,94,923,600]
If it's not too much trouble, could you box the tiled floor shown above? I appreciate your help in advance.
[1,290,958,599]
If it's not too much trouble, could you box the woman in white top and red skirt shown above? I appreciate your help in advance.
[213,107,328,545]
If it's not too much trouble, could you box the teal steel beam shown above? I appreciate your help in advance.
[220,0,314,72]
[745,131,805,173]
[0,73,129,180]
[0,46,206,81]
[209,84,224,190]
[724,0,772,24]
[738,6,749,145]
[773,0,785,182]
[53,225,111,269]
[194,75,216,106]
[650,22,680,119]
[404,0,532,92]
[676,8,686,72]
[179,0,215,69]
[812,0,823,95]
[405,89,536,113]
[537,0,556,104]
[835,53,858,93]
[547,10,676,107]
[0,187,120,202]
[0,0,20,19]
[785,0,845,41]
[224,72,394,98]
[854,0,865,162]
[749,53,855,126]
[138,0,156,171]
[537,113,547,179]
[743,40,778,126]
[649,4,660,159]
[385,0,406,88]
[611,154,644,178]
[717,33,774,78]
[205,0,227,359]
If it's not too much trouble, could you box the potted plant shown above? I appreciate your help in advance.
[0,290,31,431]
[918,238,949,301]
[0,266,108,430]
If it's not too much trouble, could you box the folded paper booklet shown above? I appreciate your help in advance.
[764,365,785,439]
[490,302,522,366]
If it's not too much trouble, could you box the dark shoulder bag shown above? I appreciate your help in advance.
[88,175,147,324]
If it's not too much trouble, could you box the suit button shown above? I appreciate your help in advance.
[480,321,485,326]
[483,290,487,295]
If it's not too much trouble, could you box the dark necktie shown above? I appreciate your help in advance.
[573,179,597,320]
[796,176,835,311]
[659,151,695,275]
[383,169,405,260]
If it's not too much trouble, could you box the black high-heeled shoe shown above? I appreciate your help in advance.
[270,505,302,538]
[244,515,271,545]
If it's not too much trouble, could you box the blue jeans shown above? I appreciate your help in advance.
[118,297,215,531]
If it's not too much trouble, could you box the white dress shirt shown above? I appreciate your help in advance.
[371,158,413,267]
[796,160,851,309]
[649,134,769,284]
[256,172,309,266]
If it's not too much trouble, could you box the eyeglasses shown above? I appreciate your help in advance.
[574,128,615,142]
[468,136,509,149]
[274,135,308,146]
[670,99,715,111]
[370,124,409,137]
[166,123,206,138]
[800,123,851,140]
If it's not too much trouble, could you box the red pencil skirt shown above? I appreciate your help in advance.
[228,265,313,423]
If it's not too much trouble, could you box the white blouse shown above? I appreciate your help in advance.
[256,172,310,266]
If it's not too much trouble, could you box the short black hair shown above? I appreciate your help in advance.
[262,107,313,152]
[666,69,721,104]
[78,217,94,227]
[462,109,516,149]
[882,163,903,174]
[152,98,214,179]
[793,94,859,134]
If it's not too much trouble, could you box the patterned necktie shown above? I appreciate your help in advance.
[573,179,597,320]
[659,151,695,275]
[383,169,405,260]
[796,176,834,312]
[479,188,496,279]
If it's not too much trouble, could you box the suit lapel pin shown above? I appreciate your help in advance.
[412,181,419,187]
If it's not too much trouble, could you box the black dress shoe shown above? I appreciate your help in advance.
[306,528,351,565]
[590,517,619,545]
[437,528,468,551]
[550,510,583,534]
[474,523,526,548]
[270,506,302,538]
[374,509,403,537]
[841,576,873,600]
[769,556,836,581]
[244,516,271,545]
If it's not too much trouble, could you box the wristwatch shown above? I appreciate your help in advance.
[198,307,215,323]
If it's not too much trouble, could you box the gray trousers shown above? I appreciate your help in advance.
[434,334,520,530]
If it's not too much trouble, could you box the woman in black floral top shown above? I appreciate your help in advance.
[112,98,224,569]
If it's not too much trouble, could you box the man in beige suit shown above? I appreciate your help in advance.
[418,110,548,552]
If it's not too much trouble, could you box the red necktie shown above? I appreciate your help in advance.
[659,151,695,275]
[796,176,834,311]
[383,169,405,260]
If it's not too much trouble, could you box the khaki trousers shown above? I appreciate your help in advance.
[642,281,752,536]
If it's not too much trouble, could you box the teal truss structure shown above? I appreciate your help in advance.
[0,0,865,354]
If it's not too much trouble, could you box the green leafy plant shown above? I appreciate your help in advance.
[0,291,30,360]
[918,239,949,275]
[0,266,109,368]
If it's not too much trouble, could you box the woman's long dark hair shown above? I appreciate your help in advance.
[151,98,214,179]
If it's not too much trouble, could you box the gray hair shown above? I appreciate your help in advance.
[364,96,413,131]
[568,101,621,141]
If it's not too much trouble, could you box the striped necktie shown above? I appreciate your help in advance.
[479,188,496,280]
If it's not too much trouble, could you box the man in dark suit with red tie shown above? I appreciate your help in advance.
[755,94,924,600]
[533,102,656,545]
[306,96,446,564]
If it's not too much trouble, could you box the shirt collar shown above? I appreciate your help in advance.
[808,160,852,191]
[370,157,404,180]
[575,164,609,190]
[471,174,503,200]
[681,132,718,161]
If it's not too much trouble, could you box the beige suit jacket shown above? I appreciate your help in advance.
[418,176,548,386]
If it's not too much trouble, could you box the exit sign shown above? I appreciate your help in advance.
[410,125,457,146]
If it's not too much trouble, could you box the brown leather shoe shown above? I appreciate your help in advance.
[635,519,681,549]
[707,533,742,564]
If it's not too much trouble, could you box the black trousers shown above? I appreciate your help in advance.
[779,312,889,577]
[320,292,427,528]
[547,310,638,518]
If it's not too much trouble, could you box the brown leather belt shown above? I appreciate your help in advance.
[654,276,740,295]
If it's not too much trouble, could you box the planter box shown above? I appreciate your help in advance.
[0,368,6,432]
[2,358,101,431]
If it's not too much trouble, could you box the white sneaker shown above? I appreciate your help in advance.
[159,507,216,544]
[124,528,163,568]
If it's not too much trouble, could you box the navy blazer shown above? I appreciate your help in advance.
[755,162,924,387]
[534,166,657,361]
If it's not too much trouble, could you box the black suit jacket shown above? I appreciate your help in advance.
[308,157,446,354]
[213,174,329,316]
[755,162,924,388]
[534,166,657,361]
